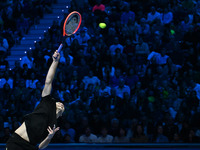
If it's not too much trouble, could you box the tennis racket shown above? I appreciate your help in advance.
[57,11,82,53]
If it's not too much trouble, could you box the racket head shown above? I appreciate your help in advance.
[63,11,82,36]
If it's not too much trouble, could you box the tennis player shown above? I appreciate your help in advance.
[6,50,65,150]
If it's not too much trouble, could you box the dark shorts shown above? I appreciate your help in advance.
[6,133,38,150]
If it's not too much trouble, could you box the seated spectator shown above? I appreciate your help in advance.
[113,127,129,143]
[82,70,100,90]
[156,48,172,67]
[0,55,8,74]
[20,50,34,69]
[97,127,113,143]
[61,121,76,143]
[108,118,120,137]
[112,48,127,71]
[79,126,97,143]
[130,124,148,143]
[127,118,138,140]
[75,27,91,47]
[121,4,135,25]
[0,70,13,89]
[109,37,124,56]
[137,18,150,35]
[25,72,38,89]
[109,68,123,88]
[171,133,183,143]
[154,125,169,143]
[115,78,130,99]
[92,0,105,12]
[63,133,71,143]
[102,63,115,82]
[135,36,150,57]
[161,8,173,25]
[16,13,29,36]
[126,68,139,90]
[147,6,161,24]
[0,35,9,56]
[99,80,111,97]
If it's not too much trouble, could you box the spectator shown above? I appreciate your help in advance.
[154,125,169,143]
[130,124,148,143]
[79,126,97,143]
[147,6,161,24]
[115,78,130,99]
[137,18,150,35]
[97,127,113,143]
[75,28,91,47]
[161,8,173,25]
[82,70,100,90]
[109,37,124,56]
[25,72,38,89]
[135,36,150,57]
[121,4,135,25]
[92,0,105,13]
[113,127,129,143]
[20,50,34,69]
[61,121,76,143]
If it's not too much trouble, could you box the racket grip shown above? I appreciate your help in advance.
[57,44,63,53]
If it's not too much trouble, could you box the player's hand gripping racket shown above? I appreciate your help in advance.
[57,11,82,53]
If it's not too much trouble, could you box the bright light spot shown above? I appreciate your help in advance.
[44,30,46,33]
[25,51,27,54]
[66,6,68,8]
[34,41,36,43]
[62,10,64,12]
[39,37,41,39]
[29,47,32,50]
[9,68,12,70]
[20,58,22,60]
[57,16,60,19]
[49,27,51,29]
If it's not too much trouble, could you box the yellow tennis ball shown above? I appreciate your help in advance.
[99,23,106,29]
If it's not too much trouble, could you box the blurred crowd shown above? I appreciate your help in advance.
[1,0,200,144]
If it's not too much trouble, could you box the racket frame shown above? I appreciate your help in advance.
[63,11,82,36]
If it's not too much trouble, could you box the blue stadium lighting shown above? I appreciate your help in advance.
[9,68,12,70]
[57,16,60,19]
[66,6,68,8]
[62,10,64,12]
[39,37,41,39]
[34,41,36,43]
[29,47,32,50]
[25,51,27,54]
[49,27,51,29]
[20,58,22,60]
[44,30,46,33]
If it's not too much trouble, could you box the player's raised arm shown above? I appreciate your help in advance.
[42,50,60,97]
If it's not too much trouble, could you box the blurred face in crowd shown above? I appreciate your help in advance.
[119,78,125,88]
[101,128,108,137]
[136,125,143,135]
[157,126,163,134]
[119,128,126,136]
[85,127,91,136]
[151,6,156,14]
[114,37,119,44]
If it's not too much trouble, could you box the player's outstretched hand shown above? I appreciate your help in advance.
[52,50,60,62]
[47,124,60,139]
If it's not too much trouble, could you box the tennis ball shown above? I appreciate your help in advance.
[99,23,107,29]
[170,29,175,35]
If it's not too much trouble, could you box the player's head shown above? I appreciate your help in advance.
[56,102,65,118]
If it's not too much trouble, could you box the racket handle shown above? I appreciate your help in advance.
[57,44,63,53]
